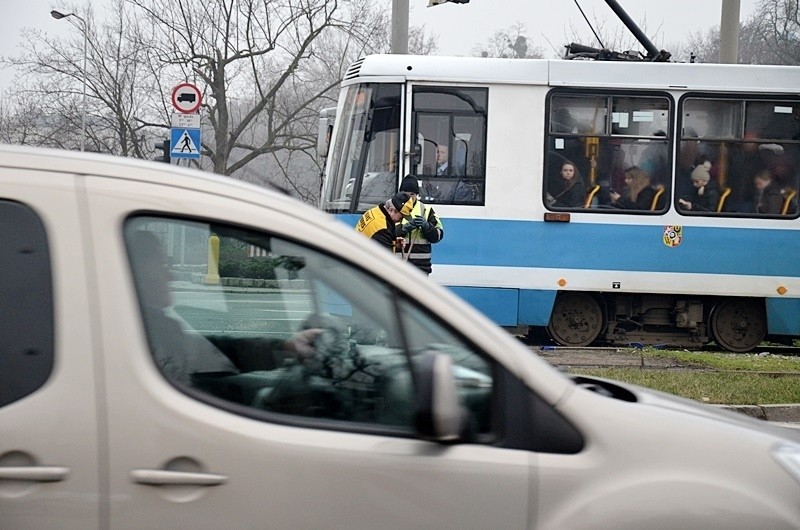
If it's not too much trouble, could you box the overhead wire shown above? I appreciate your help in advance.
[573,0,606,49]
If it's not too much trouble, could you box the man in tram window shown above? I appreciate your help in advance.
[434,145,453,176]
[432,143,467,176]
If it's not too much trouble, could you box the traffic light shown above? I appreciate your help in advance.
[154,139,171,164]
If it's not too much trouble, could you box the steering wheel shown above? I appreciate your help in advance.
[301,312,350,359]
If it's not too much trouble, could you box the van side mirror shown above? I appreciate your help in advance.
[413,353,465,442]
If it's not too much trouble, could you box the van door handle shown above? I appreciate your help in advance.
[0,466,69,482]
[130,469,228,486]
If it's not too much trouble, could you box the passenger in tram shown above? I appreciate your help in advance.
[753,168,784,214]
[597,139,628,204]
[609,166,659,210]
[434,145,456,176]
[547,161,586,208]
[675,128,710,200]
[678,160,720,212]
[640,130,669,189]
[723,131,766,212]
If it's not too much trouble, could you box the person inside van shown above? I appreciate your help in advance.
[127,230,321,387]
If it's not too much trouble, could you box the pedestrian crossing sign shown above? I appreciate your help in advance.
[170,128,201,159]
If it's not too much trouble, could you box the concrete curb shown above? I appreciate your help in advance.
[718,404,800,423]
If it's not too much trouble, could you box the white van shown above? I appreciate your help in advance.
[1,145,799,529]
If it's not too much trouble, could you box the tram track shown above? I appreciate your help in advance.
[521,336,800,373]
[520,338,800,358]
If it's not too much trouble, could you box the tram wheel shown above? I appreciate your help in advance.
[547,293,604,347]
[709,298,767,353]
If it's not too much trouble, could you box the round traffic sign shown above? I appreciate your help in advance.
[171,83,202,114]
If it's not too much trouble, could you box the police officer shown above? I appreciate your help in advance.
[355,191,416,253]
[397,176,444,275]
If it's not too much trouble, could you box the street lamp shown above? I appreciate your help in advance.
[51,9,87,152]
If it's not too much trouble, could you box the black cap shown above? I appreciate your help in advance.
[390,192,415,217]
[399,175,420,194]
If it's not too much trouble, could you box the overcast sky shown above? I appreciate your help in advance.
[2,0,760,93]
[411,0,760,56]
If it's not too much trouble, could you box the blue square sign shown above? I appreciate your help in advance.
[170,128,201,159]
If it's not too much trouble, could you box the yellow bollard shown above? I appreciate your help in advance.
[204,234,220,285]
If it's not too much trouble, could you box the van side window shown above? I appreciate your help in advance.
[546,93,671,213]
[411,86,488,206]
[124,216,493,438]
[0,200,54,408]
[677,97,800,217]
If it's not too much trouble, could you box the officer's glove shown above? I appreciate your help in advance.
[400,222,414,235]
[410,216,429,230]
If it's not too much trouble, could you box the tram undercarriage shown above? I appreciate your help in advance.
[544,292,769,352]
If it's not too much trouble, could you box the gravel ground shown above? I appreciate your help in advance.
[529,345,692,369]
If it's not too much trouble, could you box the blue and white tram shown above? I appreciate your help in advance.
[320,54,800,352]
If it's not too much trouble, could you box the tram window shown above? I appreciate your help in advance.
[677,97,800,217]
[746,101,800,142]
[681,99,742,139]
[611,97,669,138]
[411,86,488,206]
[322,83,402,213]
[550,96,608,134]
[545,92,672,213]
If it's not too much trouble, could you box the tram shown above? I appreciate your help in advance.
[319,54,800,352]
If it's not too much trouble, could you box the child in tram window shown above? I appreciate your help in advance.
[678,161,720,212]
[547,161,586,208]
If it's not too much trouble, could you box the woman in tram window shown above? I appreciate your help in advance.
[609,166,658,210]
[547,161,586,208]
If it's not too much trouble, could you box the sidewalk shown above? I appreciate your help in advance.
[718,403,800,426]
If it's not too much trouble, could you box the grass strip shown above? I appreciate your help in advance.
[569,367,800,405]
[639,348,800,372]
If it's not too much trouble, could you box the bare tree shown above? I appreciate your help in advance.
[473,22,544,59]
[248,2,437,201]
[0,92,70,147]
[125,0,386,177]
[5,0,163,155]
[748,0,800,64]
[677,1,800,66]
[679,26,721,63]
[3,0,435,203]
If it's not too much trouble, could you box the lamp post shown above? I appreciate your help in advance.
[51,9,87,152]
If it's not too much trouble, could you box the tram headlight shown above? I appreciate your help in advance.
[772,442,800,485]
